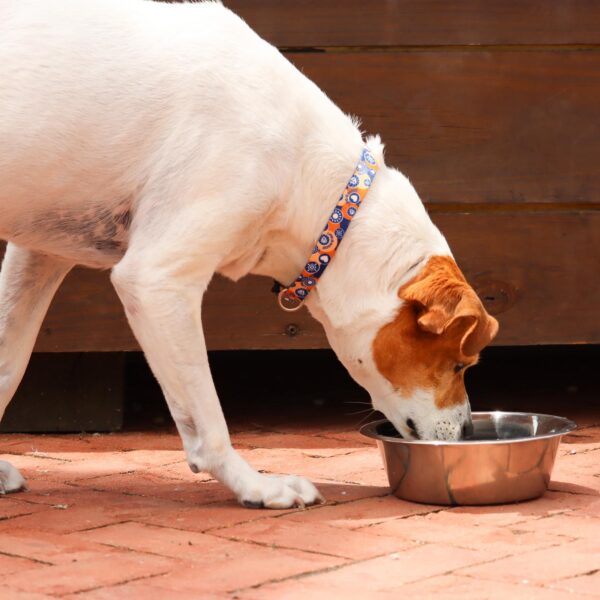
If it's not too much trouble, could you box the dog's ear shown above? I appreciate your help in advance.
[445,293,499,357]
[401,260,499,357]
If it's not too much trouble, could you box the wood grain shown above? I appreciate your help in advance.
[288,51,600,206]
[436,211,600,345]
[221,1,600,47]
[29,211,600,351]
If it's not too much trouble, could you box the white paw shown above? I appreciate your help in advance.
[239,473,325,509]
[0,460,27,494]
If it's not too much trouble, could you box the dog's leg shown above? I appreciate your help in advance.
[0,243,73,493]
[111,249,324,509]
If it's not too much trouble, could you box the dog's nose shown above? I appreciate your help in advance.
[461,420,474,439]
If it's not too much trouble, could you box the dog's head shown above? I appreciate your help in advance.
[300,142,498,440]
[321,254,498,441]
[370,255,498,439]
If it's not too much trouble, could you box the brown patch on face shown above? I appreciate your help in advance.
[373,256,499,409]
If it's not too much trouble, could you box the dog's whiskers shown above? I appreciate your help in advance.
[354,409,377,429]
[345,407,374,416]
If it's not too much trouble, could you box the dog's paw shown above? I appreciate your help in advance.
[0,460,27,494]
[239,474,325,509]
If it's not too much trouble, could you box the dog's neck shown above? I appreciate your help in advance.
[242,122,368,308]
[219,89,449,336]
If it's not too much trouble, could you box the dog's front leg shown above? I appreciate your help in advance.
[111,254,323,509]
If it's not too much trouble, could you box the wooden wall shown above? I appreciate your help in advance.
[18,1,600,350]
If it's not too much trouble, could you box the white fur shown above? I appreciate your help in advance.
[0,459,27,493]
[0,0,468,507]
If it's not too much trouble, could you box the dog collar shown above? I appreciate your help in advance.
[277,147,379,311]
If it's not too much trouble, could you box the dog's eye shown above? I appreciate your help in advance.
[454,363,465,374]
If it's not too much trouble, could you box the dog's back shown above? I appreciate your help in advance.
[0,0,302,264]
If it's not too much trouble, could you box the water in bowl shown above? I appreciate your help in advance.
[375,419,533,441]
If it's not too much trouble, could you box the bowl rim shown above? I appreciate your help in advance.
[360,411,577,446]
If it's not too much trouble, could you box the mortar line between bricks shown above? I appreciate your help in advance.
[0,549,53,566]
[350,506,451,531]
[0,509,38,522]
[230,553,376,595]
[313,432,373,444]
[446,538,587,584]
[259,473,387,486]
[454,571,561,592]
[138,507,310,535]
[547,486,600,497]
[222,524,580,580]
[431,532,578,556]
[303,450,364,459]
[233,535,582,594]
[69,514,337,560]
[64,471,137,485]
[84,487,210,503]
[0,480,121,508]
[1,452,71,463]
[71,523,349,564]
[229,542,476,595]
[69,518,136,534]
[508,509,576,528]
[61,570,172,597]
[69,537,194,562]
[554,567,600,580]
[0,550,54,566]
[138,472,217,484]
[125,488,392,537]
[203,529,357,560]
[236,436,367,455]
[0,495,46,508]
[30,458,189,486]
[65,523,234,566]
[64,454,198,479]
[67,480,211,504]
[199,492,394,534]
[140,458,192,469]
[4,587,62,600]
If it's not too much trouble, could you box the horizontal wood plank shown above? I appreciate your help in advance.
[436,211,600,345]
[222,1,600,47]
[32,211,600,351]
[288,51,600,206]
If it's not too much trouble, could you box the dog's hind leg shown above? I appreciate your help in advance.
[111,239,324,509]
[0,243,73,493]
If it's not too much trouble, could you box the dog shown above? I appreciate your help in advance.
[0,0,498,507]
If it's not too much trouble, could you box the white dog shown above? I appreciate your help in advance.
[0,0,498,507]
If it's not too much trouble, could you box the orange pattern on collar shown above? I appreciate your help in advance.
[278,147,379,311]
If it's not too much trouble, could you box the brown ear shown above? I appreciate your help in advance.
[401,273,461,335]
[460,309,499,356]
[451,294,500,356]
[416,306,453,335]
[402,275,499,355]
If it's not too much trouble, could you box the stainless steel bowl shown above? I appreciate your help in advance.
[361,412,576,506]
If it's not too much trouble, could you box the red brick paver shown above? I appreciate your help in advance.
[1,422,599,598]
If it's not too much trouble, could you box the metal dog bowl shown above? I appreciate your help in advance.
[361,412,576,506]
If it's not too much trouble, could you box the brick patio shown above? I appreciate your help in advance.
[1,398,599,600]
